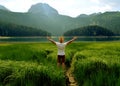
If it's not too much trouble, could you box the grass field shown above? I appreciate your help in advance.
[0,41,120,86]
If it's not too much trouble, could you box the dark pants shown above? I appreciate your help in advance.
[57,55,65,64]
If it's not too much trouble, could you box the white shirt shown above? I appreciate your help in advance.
[55,42,67,55]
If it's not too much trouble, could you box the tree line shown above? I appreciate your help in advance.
[0,22,51,36]
[64,25,115,36]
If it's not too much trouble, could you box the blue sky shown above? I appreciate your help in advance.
[0,0,120,17]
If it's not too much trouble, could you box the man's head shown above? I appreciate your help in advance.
[59,36,64,43]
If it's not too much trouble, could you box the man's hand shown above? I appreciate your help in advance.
[47,36,56,45]
[47,36,51,39]
[73,36,78,40]
[66,36,77,45]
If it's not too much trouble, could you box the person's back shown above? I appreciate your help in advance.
[47,36,77,69]
[56,42,67,55]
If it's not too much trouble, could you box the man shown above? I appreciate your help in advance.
[47,36,77,69]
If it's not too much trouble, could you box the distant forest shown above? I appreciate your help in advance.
[0,22,51,36]
[64,25,115,36]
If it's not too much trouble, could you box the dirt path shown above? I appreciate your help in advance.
[66,68,78,86]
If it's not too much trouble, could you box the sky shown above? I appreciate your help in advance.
[0,0,120,17]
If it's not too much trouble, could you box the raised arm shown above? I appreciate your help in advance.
[47,37,56,45]
[66,36,77,45]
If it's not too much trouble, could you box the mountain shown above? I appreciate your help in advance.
[0,5,10,11]
[0,3,120,36]
[27,3,75,35]
[0,3,75,35]
[74,12,120,35]
[28,3,58,15]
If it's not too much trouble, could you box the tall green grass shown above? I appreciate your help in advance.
[0,60,65,86]
[0,43,53,62]
[0,43,65,86]
[0,42,120,86]
[70,42,120,86]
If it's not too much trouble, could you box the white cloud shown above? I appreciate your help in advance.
[90,0,100,4]
[0,0,34,12]
[91,4,112,13]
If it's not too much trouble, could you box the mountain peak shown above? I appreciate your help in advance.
[28,3,58,15]
[0,5,10,11]
[77,14,88,18]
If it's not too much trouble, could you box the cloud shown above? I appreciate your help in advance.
[0,0,34,12]
[91,5,112,12]
[90,0,100,4]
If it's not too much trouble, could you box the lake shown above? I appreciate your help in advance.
[0,36,120,42]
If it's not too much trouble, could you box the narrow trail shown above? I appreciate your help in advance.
[65,68,78,86]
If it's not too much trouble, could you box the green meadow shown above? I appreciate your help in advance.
[0,41,120,86]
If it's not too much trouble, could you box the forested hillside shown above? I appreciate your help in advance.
[0,3,120,36]
[64,25,115,36]
[0,22,51,36]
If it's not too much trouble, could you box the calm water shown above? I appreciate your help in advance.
[0,36,120,42]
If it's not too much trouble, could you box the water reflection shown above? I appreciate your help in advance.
[0,36,120,42]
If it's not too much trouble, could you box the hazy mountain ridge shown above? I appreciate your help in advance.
[0,5,10,11]
[0,3,120,35]
[28,3,58,15]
